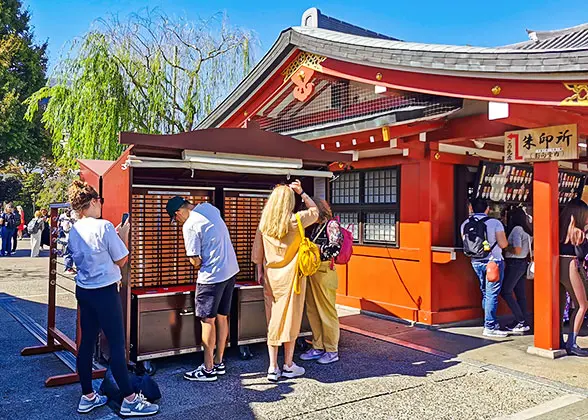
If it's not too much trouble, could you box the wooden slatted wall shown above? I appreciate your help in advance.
[130,188,212,288]
[224,191,269,282]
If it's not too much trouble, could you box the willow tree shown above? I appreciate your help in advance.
[25,10,254,167]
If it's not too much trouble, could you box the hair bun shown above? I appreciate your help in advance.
[68,180,98,211]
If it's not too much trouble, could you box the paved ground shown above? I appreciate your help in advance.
[1,239,588,419]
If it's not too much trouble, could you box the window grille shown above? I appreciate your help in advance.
[331,168,399,245]
[334,212,360,241]
[331,172,360,205]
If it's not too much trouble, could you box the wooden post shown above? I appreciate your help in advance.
[528,161,565,358]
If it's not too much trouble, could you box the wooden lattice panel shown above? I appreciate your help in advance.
[224,191,269,282]
[130,189,212,288]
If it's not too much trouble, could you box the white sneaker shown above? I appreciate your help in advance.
[282,362,305,379]
[483,328,509,338]
[267,367,281,382]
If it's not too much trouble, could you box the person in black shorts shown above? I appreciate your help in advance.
[166,197,239,382]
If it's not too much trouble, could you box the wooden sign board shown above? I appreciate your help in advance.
[504,124,578,164]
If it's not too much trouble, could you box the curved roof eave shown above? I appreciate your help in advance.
[198,26,588,129]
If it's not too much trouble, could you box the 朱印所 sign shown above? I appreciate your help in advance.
[504,124,578,163]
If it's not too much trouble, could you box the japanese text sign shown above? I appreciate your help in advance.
[504,124,578,163]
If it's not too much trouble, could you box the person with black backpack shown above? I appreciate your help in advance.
[1,204,20,257]
[461,198,509,337]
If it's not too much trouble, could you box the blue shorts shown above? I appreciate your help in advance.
[195,276,236,319]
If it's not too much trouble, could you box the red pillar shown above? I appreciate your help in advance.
[532,161,560,351]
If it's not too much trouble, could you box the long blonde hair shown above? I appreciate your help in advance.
[259,185,295,239]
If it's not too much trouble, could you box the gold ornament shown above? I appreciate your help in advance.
[376,72,383,81]
[281,52,326,82]
[491,85,501,96]
[561,83,588,106]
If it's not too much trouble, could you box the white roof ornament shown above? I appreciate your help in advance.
[302,8,320,27]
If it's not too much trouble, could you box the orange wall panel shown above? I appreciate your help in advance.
[399,163,421,249]
[430,163,455,246]
[346,255,422,321]
[434,255,481,315]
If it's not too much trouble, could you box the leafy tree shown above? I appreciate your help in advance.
[26,9,254,167]
[0,175,23,205]
[1,158,73,220]
[0,0,49,165]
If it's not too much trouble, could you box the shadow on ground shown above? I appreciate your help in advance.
[0,290,472,420]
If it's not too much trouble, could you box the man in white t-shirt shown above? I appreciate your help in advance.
[166,196,239,383]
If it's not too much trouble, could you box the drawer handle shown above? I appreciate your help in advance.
[180,310,195,316]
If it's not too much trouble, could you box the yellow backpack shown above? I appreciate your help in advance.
[294,213,321,294]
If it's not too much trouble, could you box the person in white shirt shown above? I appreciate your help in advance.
[68,180,159,417]
[166,196,239,383]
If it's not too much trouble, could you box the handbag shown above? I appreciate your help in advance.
[486,261,500,282]
[526,234,534,279]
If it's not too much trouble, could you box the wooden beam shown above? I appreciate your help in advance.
[309,120,446,151]
[498,104,588,136]
[428,114,517,143]
[451,140,504,153]
[21,344,65,356]
[532,161,560,353]
[320,57,583,107]
[45,369,107,388]
[221,51,299,128]
[49,327,77,355]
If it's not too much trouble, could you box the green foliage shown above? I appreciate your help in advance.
[1,158,74,221]
[25,9,255,168]
[0,0,49,165]
[0,175,23,204]
[35,170,76,210]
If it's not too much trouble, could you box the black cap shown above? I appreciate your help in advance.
[166,196,188,221]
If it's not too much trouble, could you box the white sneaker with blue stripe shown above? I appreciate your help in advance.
[120,392,159,417]
[77,392,108,414]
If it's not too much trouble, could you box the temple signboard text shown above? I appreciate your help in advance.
[504,124,578,163]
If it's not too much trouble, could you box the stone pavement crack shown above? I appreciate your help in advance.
[280,382,427,419]
[279,369,494,419]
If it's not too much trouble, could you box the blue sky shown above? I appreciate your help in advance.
[25,0,588,73]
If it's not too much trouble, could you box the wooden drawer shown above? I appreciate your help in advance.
[131,291,204,361]
[238,285,264,303]
[235,285,312,344]
[237,300,267,342]
[137,308,202,356]
[137,292,193,312]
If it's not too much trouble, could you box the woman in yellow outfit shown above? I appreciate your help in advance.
[252,180,318,382]
[300,198,343,365]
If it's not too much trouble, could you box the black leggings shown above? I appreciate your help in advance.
[76,283,132,396]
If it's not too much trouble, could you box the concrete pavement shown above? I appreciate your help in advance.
[1,239,587,419]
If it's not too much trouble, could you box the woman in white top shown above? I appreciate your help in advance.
[28,210,44,257]
[67,181,158,417]
[501,207,533,333]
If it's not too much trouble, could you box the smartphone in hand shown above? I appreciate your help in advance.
[121,213,129,226]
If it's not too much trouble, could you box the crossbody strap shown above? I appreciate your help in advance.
[312,223,327,242]
[479,216,498,250]
[295,213,305,239]
[528,234,533,260]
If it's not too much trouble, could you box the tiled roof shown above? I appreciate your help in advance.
[301,7,400,41]
[198,22,588,129]
[505,23,588,50]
